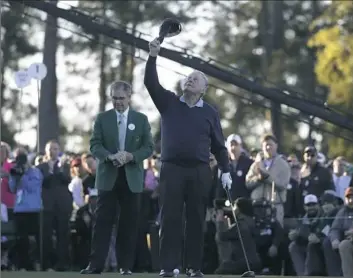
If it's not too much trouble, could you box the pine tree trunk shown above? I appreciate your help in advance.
[39,0,59,151]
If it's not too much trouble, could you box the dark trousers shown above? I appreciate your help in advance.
[90,167,141,270]
[14,212,40,270]
[42,209,72,269]
[159,162,212,271]
[134,191,154,271]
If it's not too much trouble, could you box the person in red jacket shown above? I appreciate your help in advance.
[0,142,15,208]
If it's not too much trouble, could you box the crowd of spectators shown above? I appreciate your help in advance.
[1,134,353,276]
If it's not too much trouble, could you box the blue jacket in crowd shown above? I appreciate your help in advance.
[9,167,43,213]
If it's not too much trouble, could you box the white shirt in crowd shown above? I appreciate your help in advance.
[1,203,8,244]
[68,176,85,208]
[1,203,8,223]
[333,174,351,200]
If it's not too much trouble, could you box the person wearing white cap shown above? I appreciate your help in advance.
[288,194,326,276]
[217,134,253,200]
[225,134,242,150]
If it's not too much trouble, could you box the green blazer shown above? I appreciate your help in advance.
[90,109,154,192]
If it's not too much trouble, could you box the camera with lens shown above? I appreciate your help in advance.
[252,199,277,247]
[10,153,28,176]
[213,198,234,217]
[252,199,276,229]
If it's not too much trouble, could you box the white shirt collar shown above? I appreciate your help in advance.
[179,95,203,107]
[115,107,129,119]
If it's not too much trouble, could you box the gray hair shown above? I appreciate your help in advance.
[195,70,209,88]
[110,80,132,96]
[181,71,209,95]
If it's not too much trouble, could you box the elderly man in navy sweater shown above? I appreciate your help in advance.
[145,38,232,277]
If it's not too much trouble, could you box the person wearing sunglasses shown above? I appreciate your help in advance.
[299,146,334,209]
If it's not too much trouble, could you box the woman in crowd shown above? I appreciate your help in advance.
[1,142,15,208]
[9,147,42,270]
[68,157,85,213]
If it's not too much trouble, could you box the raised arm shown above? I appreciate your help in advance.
[145,38,176,113]
[144,56,174,113]
[246,162,263,190]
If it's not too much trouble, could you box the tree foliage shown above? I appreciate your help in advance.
[308,0,353,160]
[202,0,330,152]
[1,3,39,146]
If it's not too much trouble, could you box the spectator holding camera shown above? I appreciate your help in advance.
[252,199,284,275]
[329,187,353,277]
[9,147,42,270]
[214,198,261,275]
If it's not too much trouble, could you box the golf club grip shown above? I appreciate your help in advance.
[221,173,254,275]
[225,188,233,204]
[220,170,233,203]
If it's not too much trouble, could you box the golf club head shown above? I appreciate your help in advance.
[241,270,255,277]
[158,18,182,43]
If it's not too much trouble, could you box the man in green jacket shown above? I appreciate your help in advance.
[81,81,154,275]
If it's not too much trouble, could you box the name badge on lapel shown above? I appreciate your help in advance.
[128,123,135,131]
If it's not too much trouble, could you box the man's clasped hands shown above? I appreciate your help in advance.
[107,151,134,167]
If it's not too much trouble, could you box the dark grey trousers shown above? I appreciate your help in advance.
[322,237,342,276]
[289,241,325,275]
[159,162,212,271]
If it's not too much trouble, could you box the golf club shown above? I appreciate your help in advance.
[225,187,256,278]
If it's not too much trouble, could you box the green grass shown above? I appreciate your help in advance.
[0,273,331,278]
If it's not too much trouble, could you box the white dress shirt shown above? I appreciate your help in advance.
[116,107,129,151]
[68,176,85,208]
[333,173,351,200]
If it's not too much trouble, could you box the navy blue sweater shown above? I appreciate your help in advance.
[144,56,230,173]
